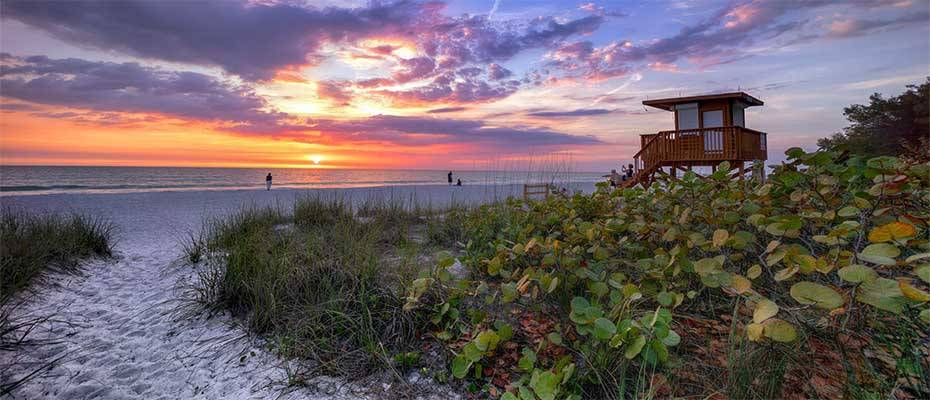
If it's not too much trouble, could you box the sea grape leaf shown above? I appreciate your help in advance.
[762,319,797,342]
[790,282,844,309]
[729,274,751,294]
[856,278,906,313]
[712,229,729,247]
[624,335,647,359]
[451,355,471,379]
[753,299,779,323]
[746,323,764,341]
[868,221,917,243]
[747,264,763,279]
[898,279,930,302]
[518,348,536,371]
[858,243,900,266]
[530,370,559,400]
[487,256,502,276]
[593,318,617,340]
[915,264,930,284]
[838,264,878,283]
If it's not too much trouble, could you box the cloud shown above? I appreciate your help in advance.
[546,0,924,81]
[302,115,604,147]
[375,71,521,105]
[824,11,929,39]
[427,106,467,113]
[0,55,285,130]
[317,81,353,105]
[488,63,513,80]
[1,0,430,81]
[527,108,615,118]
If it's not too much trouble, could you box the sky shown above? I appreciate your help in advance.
[0,0,927,171]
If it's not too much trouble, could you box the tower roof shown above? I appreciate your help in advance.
[642,92,763,111]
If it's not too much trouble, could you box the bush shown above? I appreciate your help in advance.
[405,149,929,399]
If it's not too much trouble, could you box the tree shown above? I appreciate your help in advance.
[818,78,929,157]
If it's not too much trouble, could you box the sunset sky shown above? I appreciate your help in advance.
[1,0,928,171]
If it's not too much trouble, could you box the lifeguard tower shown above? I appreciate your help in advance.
[623,92,768,187]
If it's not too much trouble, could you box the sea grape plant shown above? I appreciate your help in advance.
[408,148,929,398]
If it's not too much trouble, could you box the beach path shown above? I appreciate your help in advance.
[0,184,591,398]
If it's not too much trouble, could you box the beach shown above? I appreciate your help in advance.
[0,183,593,399]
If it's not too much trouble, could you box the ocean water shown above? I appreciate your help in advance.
[0,166,604,196]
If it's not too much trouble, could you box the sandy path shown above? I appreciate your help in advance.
[0,184,592,399]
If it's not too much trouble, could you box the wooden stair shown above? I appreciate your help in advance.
[621,126,768,188]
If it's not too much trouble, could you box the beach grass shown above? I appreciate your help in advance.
[0,209,115,395]
[190,196,453,385]
[0,209,115,301]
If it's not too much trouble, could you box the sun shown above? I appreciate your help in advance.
[308,154,323,165]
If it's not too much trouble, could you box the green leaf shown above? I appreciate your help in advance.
[762,319,797,342]
[530,370,559,400]
[451,354,471,379]
[593,318,617,340]
[463,342,483,362]
[518,348,536,371]
[501,393,518,400]
[916,264,930,284]
[546,332,563,346]
[747,264,763,279]
[838,264,878,283]
[656,291,674,306]
[475,330,500,352]
[856,278,906,313]
[790,282,844,309]
[837,206,859,217]
[437,251,455,269]
[624,335,647,359]
[694,257,721,276]
[662,329,681,347]
[858,243,901,266]
[487,256,502,276]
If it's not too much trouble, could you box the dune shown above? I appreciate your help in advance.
[0,183,593,399]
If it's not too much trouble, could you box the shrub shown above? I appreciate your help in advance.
[406,148,929,399]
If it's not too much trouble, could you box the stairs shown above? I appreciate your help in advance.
[620,164,659,188]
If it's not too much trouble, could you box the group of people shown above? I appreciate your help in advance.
[608,163,635,187]
[447,171,462,186]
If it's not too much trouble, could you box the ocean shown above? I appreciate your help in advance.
[0,166,605,196]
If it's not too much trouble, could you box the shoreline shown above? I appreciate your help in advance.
[0,181,598,198]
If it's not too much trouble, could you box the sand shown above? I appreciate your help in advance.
[0,183,593,399]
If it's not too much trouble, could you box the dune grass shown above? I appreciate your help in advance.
[0,208,115,395]
[189,197,459,386]
[0,209,115,301]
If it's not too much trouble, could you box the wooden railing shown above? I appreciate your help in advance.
[633,126,767,174]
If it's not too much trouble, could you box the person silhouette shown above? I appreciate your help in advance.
[456,178,462,186]
[266,173,272,191]
[448,171,453,186]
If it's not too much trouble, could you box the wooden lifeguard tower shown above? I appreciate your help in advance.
[623,92,768,187]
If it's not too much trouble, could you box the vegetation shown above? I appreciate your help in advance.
[198,149,929,399]
[406,148,929,399]
[818,78,929,158]
[188,197,464,389]
[0,209,115,395]
[0,210,114,301]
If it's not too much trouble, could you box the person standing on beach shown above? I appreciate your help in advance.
[266,173,272,191]
[448,171,453,186]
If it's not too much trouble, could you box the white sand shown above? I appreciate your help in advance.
[0,183,593,399]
